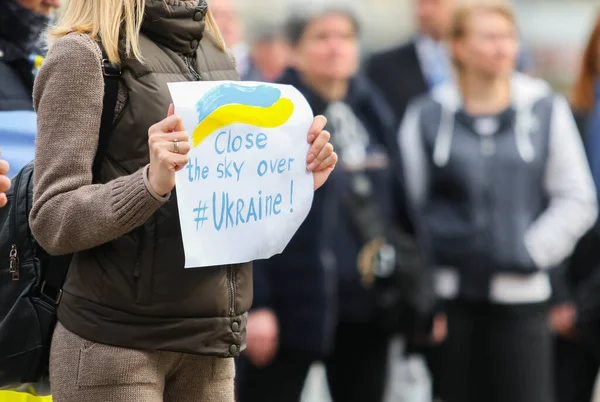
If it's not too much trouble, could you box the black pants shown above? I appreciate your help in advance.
[554,336,600,402]
[438,300,553,402]
[236,321,389,402]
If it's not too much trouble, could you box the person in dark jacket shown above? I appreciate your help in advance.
[366,1,455,398]
[366,0,454,126]
[549,12,600,402]
[1,1,61,399]
[0,0,59,111]
[235,5,420,402]
[0,0,59,180]
[400,2,597,402]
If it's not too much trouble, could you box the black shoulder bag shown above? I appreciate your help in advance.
[344,169,436,336]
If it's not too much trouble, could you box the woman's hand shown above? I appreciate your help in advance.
[306,115,337,190]
[0,150,10,208]
[431,313,447,344]
[245,308,279,367]
[549,303,578,339]
[147,105,191,196]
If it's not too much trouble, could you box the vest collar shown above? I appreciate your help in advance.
[141,0,208,55]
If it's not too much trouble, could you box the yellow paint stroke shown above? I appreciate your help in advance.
[192,97,294,147]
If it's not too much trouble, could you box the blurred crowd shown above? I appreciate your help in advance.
[213,0,600,401]
[4,0,600,401]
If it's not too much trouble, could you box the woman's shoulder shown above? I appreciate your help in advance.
[38,33,103,82]
[34,33,104,109]
[47,33,101,64]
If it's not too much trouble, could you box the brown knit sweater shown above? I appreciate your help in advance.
[30,34,167,255]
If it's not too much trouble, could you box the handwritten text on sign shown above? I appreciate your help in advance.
[168,81,314,268]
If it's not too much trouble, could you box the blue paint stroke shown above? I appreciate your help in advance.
[196,83,282,122]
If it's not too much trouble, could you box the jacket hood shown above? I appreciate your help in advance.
[431,72,552,112]
[141,0,207,55]
[429,72,553,167]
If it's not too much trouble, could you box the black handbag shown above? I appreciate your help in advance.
[344,170,436,335]
[323,99,435,336]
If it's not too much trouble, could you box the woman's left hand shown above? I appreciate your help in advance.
[306,115,337,190]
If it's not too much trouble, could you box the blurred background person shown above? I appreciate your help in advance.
[211,0,288,82]
[243,21,290,82]
[210,0,252,79]
[550,11,600,402]
[0,0,58,399]
[0,0,59,180]
[0,0,59,111]
[366,0,454,127]
[365,0,535,128]
[366,1,454,399]
[235,4,435,402]
[399,1,597,402]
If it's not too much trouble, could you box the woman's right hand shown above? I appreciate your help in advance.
[147,104,191,196]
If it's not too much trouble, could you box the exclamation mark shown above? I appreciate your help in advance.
[289,180,294,213]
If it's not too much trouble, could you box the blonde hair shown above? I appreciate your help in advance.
[448,0,516,71]
[49,0,226,64]
[449,0,516,40]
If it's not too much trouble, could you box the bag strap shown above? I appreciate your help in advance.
[41,42,121,302]
[92,41,122,181]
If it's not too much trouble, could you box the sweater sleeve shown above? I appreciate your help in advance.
[524,95,598,269]
[30,34,167,255]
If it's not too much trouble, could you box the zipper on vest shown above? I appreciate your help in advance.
[184,55,202,81]
[227,266,236,316]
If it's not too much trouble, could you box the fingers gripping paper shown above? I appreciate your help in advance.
[168,81,315,268]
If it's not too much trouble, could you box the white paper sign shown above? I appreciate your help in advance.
[168,81,315,268]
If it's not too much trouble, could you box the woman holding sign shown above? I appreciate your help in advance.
[29,0,336,401]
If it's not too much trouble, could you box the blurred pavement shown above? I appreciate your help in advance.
[300,337,600,402]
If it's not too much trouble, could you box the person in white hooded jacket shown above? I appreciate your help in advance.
[399,1,597,402]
